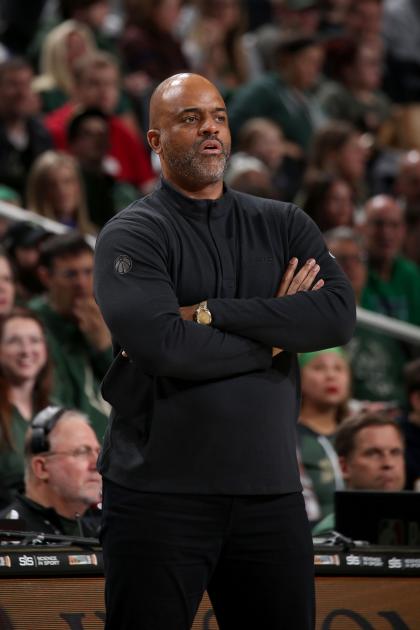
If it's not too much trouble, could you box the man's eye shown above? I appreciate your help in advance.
[216,115,226,122]
[184,115,198,123]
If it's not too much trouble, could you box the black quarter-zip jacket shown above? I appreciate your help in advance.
[94,179,356,494]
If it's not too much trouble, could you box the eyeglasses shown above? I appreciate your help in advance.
[43,445,100,459]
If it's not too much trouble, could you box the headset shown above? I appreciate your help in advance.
[29,406,67,455]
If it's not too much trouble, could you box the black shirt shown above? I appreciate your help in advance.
[94,179,355,494]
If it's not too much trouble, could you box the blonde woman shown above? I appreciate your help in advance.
[33,20,96,113]
[27,151,97,235]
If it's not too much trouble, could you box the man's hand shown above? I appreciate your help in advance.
[276,257,324,297]
[273,257,323,356]
[72,297,112,351]
[179,258,323,357]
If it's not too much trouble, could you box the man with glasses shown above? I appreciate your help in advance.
[30,233,112,440]
[0,407,102,537]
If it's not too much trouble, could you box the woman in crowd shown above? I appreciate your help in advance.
[300,172,355,232]
[27,151,97,235]
[33,20,96,113]
[308,121,369,205]
[0,308,53,507]
[297,348,352,521]
[0,248,16,317]
[182,0,250,97]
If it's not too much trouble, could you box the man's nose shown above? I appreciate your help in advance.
[199,116,219,135]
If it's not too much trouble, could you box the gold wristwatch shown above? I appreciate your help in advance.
[193,300,212,325]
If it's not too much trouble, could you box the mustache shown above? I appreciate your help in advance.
[194,135,229,155]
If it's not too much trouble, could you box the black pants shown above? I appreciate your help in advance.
[101,479,315,630]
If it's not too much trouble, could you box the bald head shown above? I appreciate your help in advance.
[147,73,231,198]
[149,73,223,128]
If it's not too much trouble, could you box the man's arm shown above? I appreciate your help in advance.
[94,218,272,381]
[205,206,356,352]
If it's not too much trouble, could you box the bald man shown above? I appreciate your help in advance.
[94,73,356,630]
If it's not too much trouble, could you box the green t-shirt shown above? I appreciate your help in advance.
[362,256,420,326]
[29,297,112,442]
[0,407,30,502]
[298,424,344,521]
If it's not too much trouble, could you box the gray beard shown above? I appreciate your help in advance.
[164,143,229,184]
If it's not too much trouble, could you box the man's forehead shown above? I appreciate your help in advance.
[159,78,225,111]
[355,425,403,448]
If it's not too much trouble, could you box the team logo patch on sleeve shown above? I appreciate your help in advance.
[114,255,132,274]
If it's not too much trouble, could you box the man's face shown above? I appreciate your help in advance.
[364,198,405,263]
[0,256,15,316]
[44,417,101,508]
[71,116,109,166]
[291,45,324,91]
[149,76,231,190]
[328,238,367,299]
[46,252,94,316]
[341,425,405,491]
[0,67,34,119]
[77,65,119,115]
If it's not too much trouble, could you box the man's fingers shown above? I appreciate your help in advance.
[295,263,320,292]
[286,258,316,293]
[276,258,298,296]
[312,279,324,291]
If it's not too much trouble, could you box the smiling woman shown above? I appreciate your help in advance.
[0,308,53,508]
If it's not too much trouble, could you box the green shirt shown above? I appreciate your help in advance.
[228,72,314,150]
[0,407,30,502]
[29,297,112,442]
[298,424,344,520]
[362,256,420,326]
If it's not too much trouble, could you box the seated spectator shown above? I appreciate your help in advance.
[308,121,368,205]
[394,151,420,266]
[300,173,354,232]
[399,359,420,491]
[225,153,277,198]
[0,58,53,200]
[343,0,384,48]
[3,222,49,302]
[316,38,391,138]
[29,233,112,441]
[27,151,97,235]
[313,412,406,534]
[228,34,324,153]
[325,226,407,407]
[32,20,96,114]
[0,248,16,316]
[44,52,156,194]
[120,0,189,88]
[182,0,250,96]
[236,117,296,198]
[0,309,52,508]
[297,348,351,520]
[0,406,101,537]
[362,195,420,326]
[68,108,139,227]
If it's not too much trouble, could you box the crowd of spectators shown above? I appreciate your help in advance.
[0,0,419,536]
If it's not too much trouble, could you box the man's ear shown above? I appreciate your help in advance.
[147,128,162,154]
[31,455,50,481]
[339,455,350,481]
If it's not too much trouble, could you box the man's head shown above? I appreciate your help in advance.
[38,233,94,316]
[147,73,231,197]
[25,407,101,517]
[0,58,34,121]
[324,226,367,301]
[395,150,420,211]
[59,0,109,29]
[73,52,120,115]
[68,108,110,168]
[363,195,405,265]
[335,412,405,491]
[275,35,324,92]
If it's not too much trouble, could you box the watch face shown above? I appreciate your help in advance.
[198,309,212,325]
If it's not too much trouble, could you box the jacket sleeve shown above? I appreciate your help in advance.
[94,215,272,381]
[207,205,356,352]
